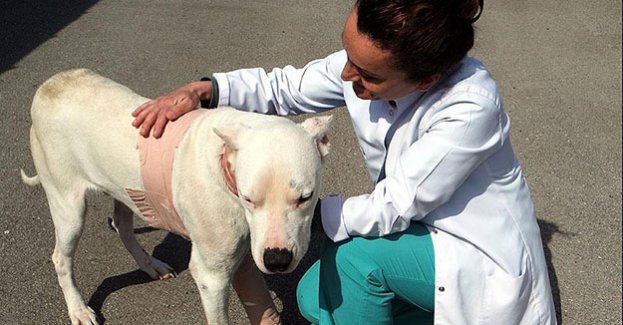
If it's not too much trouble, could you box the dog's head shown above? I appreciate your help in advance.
[213,115,332,273]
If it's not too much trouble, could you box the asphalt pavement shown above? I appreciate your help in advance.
[0,0,621,324]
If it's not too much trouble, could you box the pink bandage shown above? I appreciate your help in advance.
[126,109,207,240]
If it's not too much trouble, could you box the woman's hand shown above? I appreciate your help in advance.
[132,81,212,138]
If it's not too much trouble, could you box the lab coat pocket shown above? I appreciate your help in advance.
[480,268,532,325]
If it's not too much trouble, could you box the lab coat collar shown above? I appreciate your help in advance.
[389,89,425,112]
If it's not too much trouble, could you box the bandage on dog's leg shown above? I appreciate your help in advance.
[233,254,281,325]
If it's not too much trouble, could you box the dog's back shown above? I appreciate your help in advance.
[29,69,146,196]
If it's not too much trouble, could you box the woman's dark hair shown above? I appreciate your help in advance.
[355,0,480,83]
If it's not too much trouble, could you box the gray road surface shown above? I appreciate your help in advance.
[1,0,621,324]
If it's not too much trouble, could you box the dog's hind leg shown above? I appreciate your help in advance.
[44,184,99,325]
[30,129,99,325]
[112,200,176,280]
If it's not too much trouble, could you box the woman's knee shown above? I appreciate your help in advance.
[324,237,380,279]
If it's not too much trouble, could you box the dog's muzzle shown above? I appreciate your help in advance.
[263,248,293,273]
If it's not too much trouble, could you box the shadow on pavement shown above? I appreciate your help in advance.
[87,231,191,324]
[89,221,317,324]
[0,0,99,74]
[88,269,154,324]
[539,218,573,325]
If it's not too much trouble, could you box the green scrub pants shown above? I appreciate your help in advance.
[296,223,435,325]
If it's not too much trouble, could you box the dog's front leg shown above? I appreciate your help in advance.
[189,244,234,325]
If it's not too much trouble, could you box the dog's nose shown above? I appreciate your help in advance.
[263,248,293,273]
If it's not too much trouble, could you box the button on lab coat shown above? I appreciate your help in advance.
[212,50,557,324]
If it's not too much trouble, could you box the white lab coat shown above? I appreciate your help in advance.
[212,50,557,324]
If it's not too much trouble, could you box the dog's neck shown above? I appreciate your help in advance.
[220,144,238,196]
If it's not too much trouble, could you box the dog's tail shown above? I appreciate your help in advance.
[20,169,40,187]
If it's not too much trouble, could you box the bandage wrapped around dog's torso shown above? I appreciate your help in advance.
[125,109,208,240]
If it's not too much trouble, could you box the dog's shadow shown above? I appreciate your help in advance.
[87,222,314,324]
[87,227,191,324]
[88,218,564,325]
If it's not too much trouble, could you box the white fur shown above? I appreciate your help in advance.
[22,69,331,325]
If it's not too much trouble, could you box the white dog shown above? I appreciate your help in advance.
[20,69,331,324]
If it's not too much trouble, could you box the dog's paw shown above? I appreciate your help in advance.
[69,306,99,325]
[141,256,177,280]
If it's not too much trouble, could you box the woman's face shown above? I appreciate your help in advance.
[341,9,432,100]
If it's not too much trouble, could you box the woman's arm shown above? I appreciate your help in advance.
[132,50,347,137]
[322,92,509,242]
[213,50,347,115]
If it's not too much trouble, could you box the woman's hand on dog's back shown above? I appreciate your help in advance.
[132,80,213,138]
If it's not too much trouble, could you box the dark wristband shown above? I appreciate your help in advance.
[199,75,219,109]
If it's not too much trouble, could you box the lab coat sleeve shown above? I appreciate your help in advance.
[211,50,347,115]
[322,93,508,242]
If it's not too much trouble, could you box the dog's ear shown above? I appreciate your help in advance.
[300,115,333,159]
[213,124,249,150]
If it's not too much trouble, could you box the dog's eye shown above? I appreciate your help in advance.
[297,192,313,206]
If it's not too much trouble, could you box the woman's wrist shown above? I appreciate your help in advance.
[199,76,220,108]
[185,81,213,101]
